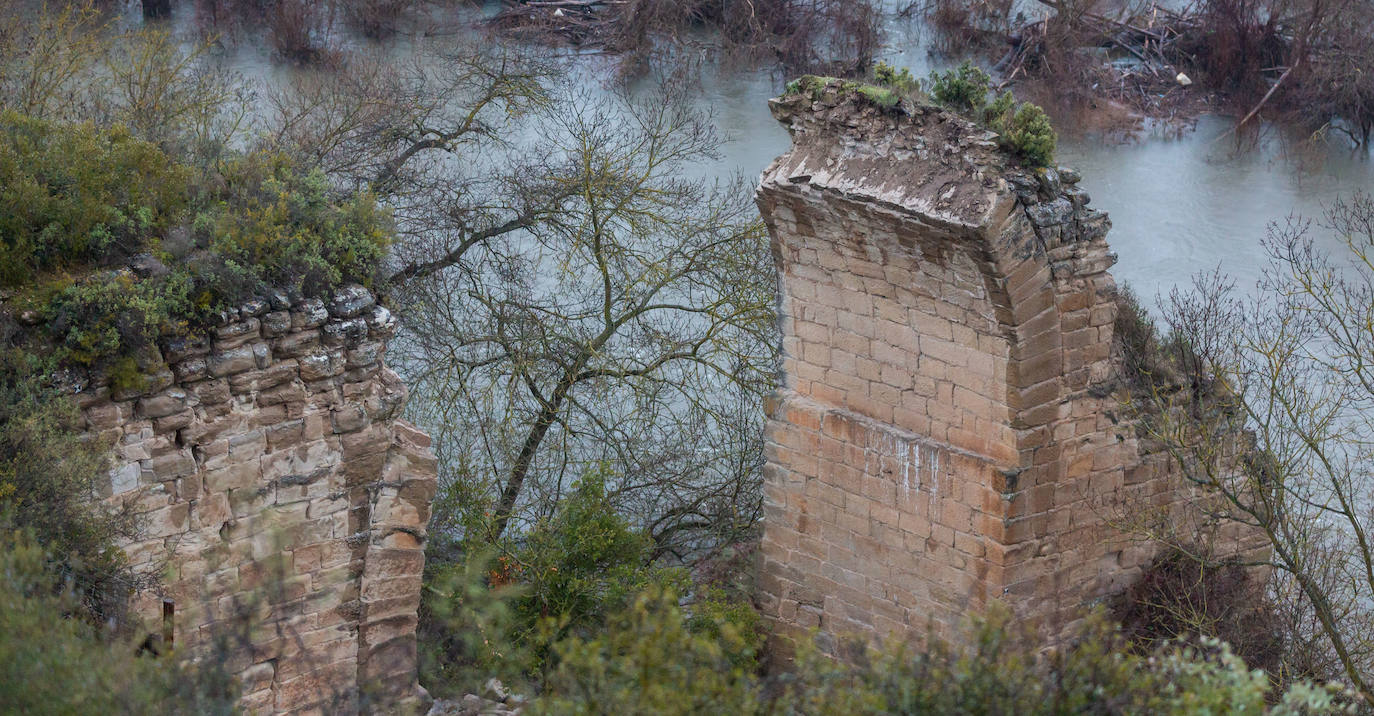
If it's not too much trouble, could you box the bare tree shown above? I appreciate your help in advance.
[390,80,775,552]
[1126,193,1374,701]
[260,44,775,556]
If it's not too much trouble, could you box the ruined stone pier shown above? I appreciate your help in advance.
[78,285,436,714]
[754,83,1263,650]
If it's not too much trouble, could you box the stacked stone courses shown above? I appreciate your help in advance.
[755,84,1265,653]
[75,284,436,714]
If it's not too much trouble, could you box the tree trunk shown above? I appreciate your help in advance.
[143,0,173,19]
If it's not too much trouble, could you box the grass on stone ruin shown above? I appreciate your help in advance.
[784,60,1057,167]
[0,110,392,374]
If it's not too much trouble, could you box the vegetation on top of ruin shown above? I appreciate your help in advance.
[0,112,391,375]
[782,61,1057,167]
[0,1,1371,711]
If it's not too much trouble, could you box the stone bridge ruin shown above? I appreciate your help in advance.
[754,83,1264,650]
[79,286,435,714]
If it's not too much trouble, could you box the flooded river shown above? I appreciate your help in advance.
[125,0,1374,313]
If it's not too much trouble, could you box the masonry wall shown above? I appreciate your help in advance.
[74,285,436,714]
[755,85,1265,652]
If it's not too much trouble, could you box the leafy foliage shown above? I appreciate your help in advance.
[420,469,761,696]
[988,99,1057,167]
[774,606,1351,715]
[531,588,763,716]
[928,61,993,112]
[199,154,392,297]
[0,111,189,287]
[0,537,239,715]
[510,472,676,641]
[926,61,1057,166]
[1,115,392,370]
[872,61,918,95]
[0,350,138,623]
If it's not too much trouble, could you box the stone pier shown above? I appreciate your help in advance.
[754,83,1264,651]
[77,285,436,714]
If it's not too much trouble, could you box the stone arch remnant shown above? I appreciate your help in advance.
[754,84,1264,652]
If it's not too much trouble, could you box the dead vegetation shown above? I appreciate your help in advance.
[490,0,883,75]
[190,0,421,61]
[924,0,1374,145]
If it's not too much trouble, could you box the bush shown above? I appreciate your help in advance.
[924,62,1057,166]
[872,61,918,96]
[0,349,138,624]
[775,605,1351,715]
[421,471,685,692]
[0,536,239,715]
[0,115,392,369]
[0,111,190,287]
[991,100,1057,167]
[928,61,992,113]
[531,588,763,716]
[198,153,392,298]
[420,469,762,697]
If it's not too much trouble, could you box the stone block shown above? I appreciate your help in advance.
[215,318,261,350]
[208,345,258,377]
[275,329,322,358]
[322,318,368,347]
[327,285,375,318]
[292,299,329,330]
[206,461,263,492]
[261,310,292,337]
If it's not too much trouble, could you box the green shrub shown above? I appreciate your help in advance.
[0,350,137,624]
[0,536,239,715]
[926,64,1057,167]
[988,99,1057,167]
[686,587,765,670]
[35,271,195,368]
[419,546,533,697]
[0,115,394,369]
[775,605,1351,715]
[531,587,764,716]
[421,469,689,692]
[872,61,918,95]
[199,153,392,297]
[928,61,992,113]
[0,111,190,287]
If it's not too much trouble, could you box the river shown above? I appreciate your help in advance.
[120,0,1374,312]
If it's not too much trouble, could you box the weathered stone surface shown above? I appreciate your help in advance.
[79,288,435,715]
[292,299,329,330]
[754,91,1266,656]
[328,284,377,318]
[208,345,257,377]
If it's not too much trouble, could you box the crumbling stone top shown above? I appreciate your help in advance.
[764,81,1109,253]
